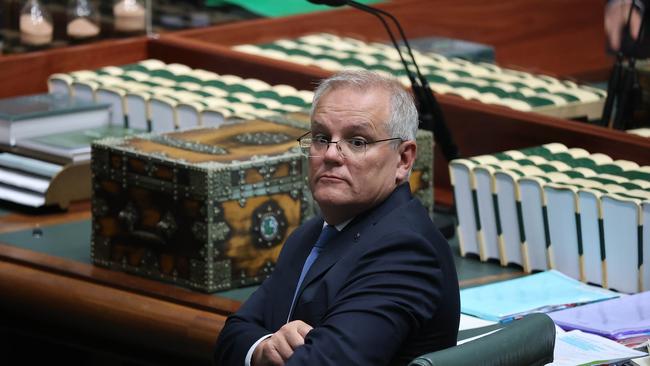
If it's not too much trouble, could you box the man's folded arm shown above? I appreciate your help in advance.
[214,280,274,366]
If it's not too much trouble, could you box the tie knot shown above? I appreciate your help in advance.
[314,225,337,249]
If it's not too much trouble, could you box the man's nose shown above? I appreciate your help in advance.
[323,141,344,161]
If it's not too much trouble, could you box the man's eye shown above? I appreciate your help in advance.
[313,135,330,144]
[347,138,367,148]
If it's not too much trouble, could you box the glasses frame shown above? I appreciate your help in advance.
[296,131,403,158]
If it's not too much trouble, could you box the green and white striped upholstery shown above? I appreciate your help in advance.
[234,33,606,119]
[48,59,314,133]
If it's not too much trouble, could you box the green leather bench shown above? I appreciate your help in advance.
[410,313,555,366]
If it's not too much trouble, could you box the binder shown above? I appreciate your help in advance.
[549,291,650,344]
[602,190,650,293]
[472,144,570,265]
[460,270,619,323]
[449,157,484,258]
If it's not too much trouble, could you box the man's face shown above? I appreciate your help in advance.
[308,86,403,223]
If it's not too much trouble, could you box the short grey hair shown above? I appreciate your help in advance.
[310,70,419,141]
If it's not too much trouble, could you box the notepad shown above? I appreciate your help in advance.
[549,330,648,366]
[460,270,619,323]
[549,291,650,343]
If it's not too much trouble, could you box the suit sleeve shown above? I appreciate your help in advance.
[213,220,318,366]
[286,231,444,366]
[213,277,274,366]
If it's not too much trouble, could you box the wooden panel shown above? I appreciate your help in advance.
[0,37,149,98]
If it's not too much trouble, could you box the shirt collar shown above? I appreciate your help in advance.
[324,218,353,232]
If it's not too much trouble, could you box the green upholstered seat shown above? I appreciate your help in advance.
[409,313,555,366]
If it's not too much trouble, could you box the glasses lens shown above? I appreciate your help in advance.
[340,139,366,156]
[298,137,312,156]
[299,135,377,159]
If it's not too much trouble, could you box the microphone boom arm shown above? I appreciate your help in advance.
[345,0,460,161]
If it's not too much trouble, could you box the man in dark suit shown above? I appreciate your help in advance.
[214,70,460,366]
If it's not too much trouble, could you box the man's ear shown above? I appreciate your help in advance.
[395,141,417,184]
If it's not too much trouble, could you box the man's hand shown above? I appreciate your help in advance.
[605,0,643,51]
[252,320,313,366]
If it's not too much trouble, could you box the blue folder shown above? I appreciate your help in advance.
[460,270,619,323]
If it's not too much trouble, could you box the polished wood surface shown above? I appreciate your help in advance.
[0,37,148,99]
[0,259,226,363]
[0,212,239,364]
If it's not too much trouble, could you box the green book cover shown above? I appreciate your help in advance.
[0,93,112,146]
[16,126,141,162]
[0,93,108,121]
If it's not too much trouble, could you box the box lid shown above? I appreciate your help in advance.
[106,119,306,164]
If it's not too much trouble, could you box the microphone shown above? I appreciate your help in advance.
[306,0,459,161]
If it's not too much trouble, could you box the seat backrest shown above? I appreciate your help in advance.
[409,313,555,366]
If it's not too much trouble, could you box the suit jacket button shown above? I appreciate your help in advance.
[353,233,361,242]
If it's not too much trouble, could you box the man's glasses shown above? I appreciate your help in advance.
[297,131,403,159]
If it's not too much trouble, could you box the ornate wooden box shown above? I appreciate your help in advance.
[90,118,315,292]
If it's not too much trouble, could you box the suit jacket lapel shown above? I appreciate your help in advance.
[294,184,413,303]
[274,218,323,327]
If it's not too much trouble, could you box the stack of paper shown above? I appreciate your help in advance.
[550,291,650,347]
[459,314,497,331]
[549,330,648,366]
[460,270,619,323]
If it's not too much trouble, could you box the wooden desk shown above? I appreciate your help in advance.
[0,203,236,365]
[0,200,522,365]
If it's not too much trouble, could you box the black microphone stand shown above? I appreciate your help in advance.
[345,1,458,162]
[601,2,647,130]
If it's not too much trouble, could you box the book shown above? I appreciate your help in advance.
[15,125,141,163]
[601,191,649,293]
[0,152,65,207]
[460,270,619,323]
[0,93,111,146]
[549,291,650,346]
[0,152,63,178]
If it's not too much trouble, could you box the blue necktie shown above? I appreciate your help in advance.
[287,224,338,321]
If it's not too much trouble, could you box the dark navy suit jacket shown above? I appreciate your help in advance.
[214,184,460,366]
